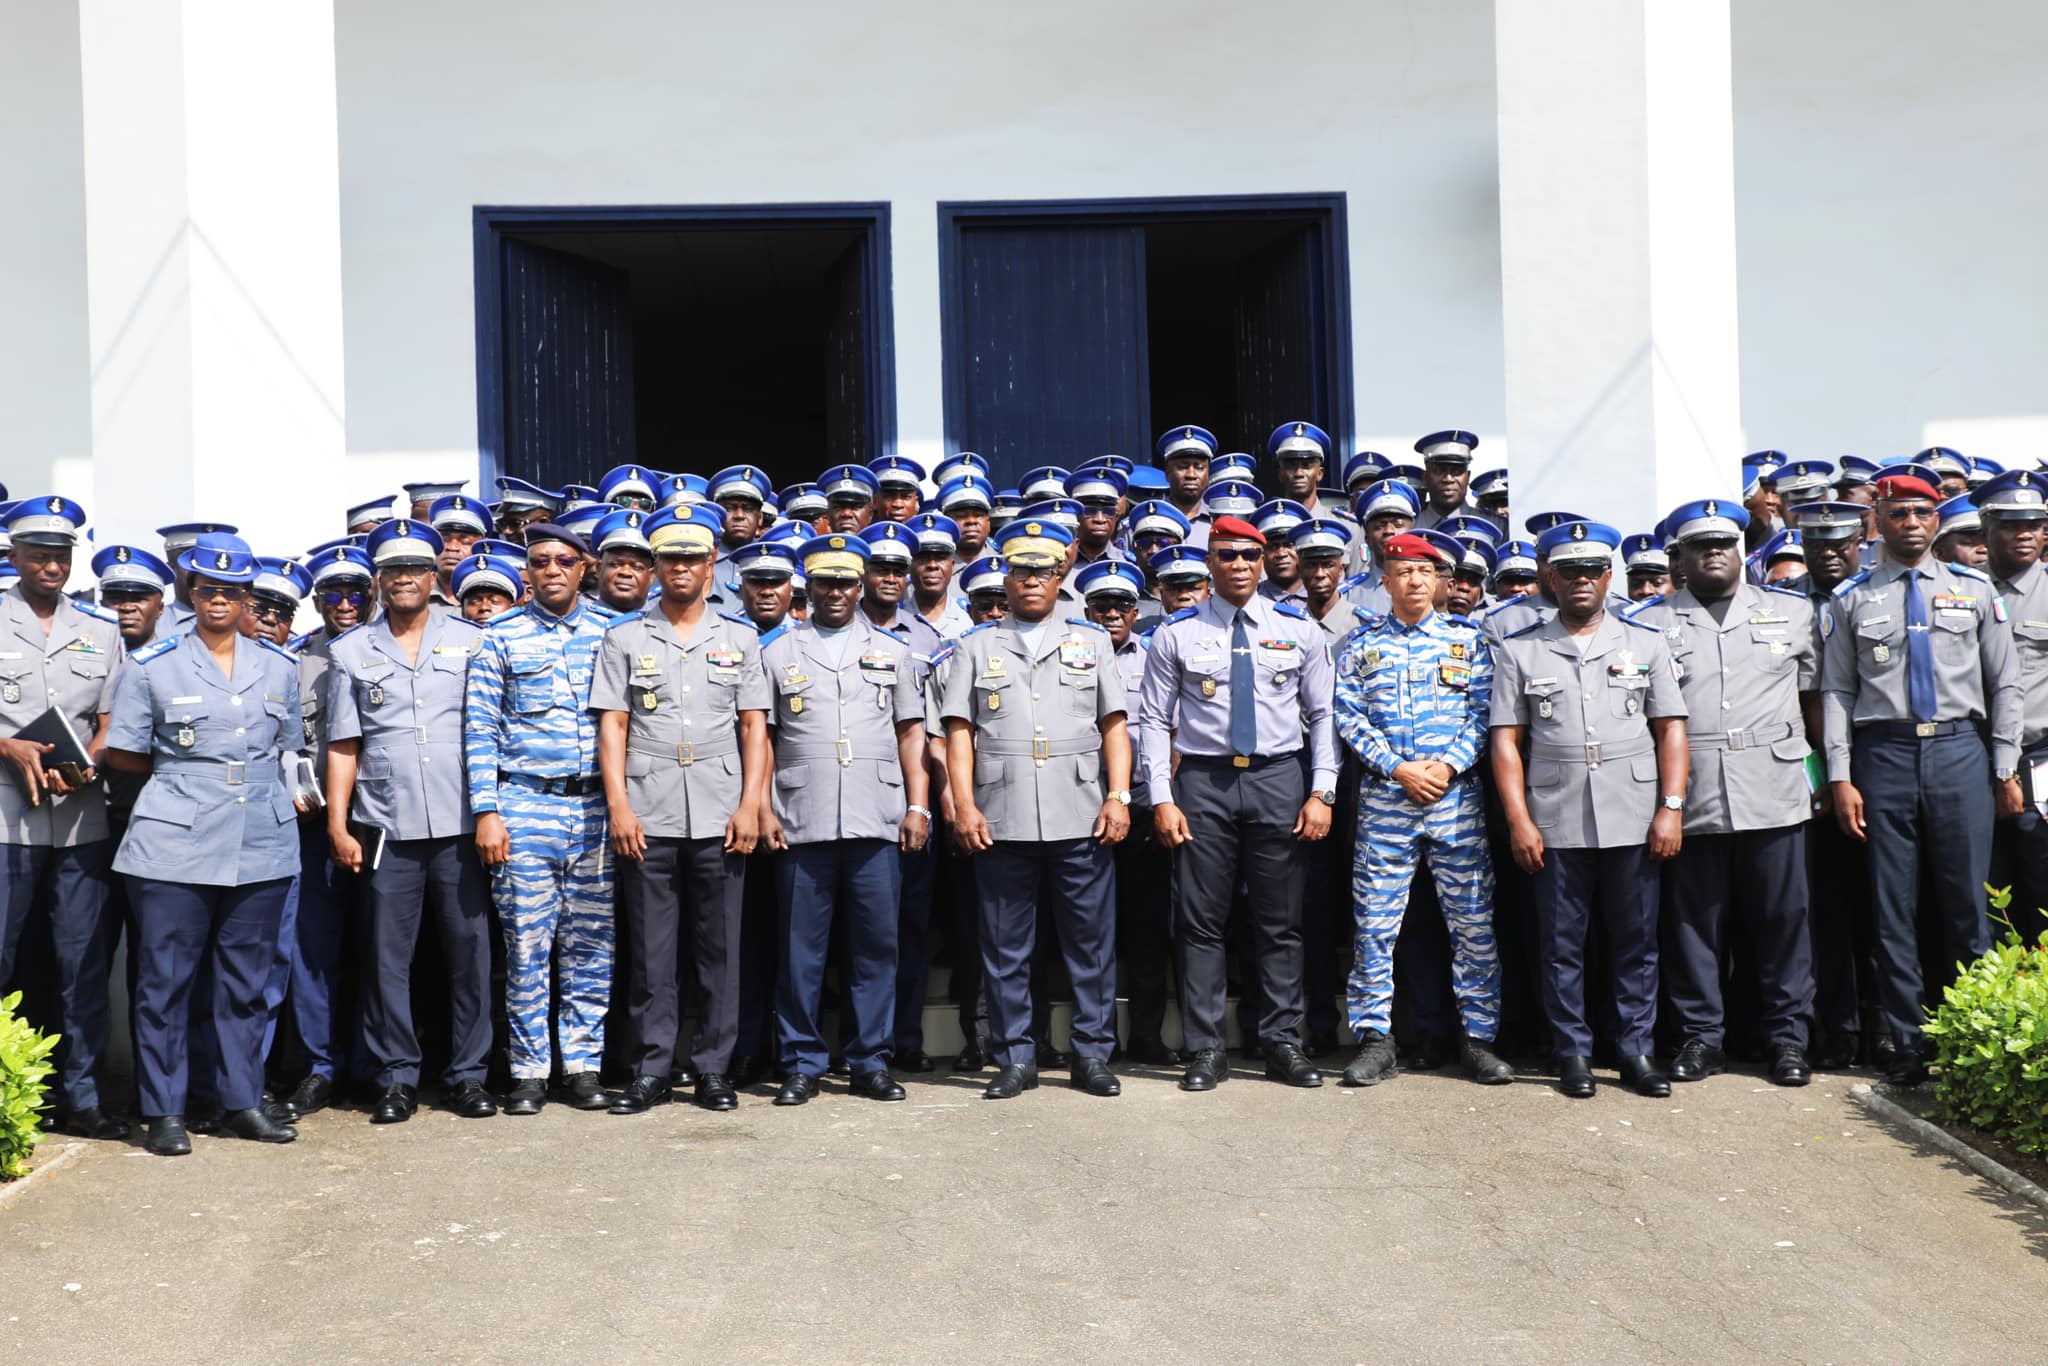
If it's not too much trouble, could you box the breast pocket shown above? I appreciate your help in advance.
[976,674,1012,723]
[1747,626,1797,672]
[1060,669,1098,717]
[1256,646,1301,683]
[65,655,111,697]
[506,656,558,714]
[776,677,813,724]
[2014,620,2048,662]
[263,695,294,746]
[1931,608,1977,661]
[1606,672,1650,720]
[1522,678,1563,728]
[159,698,210,748]
[355,669,396,711]
[1854,615,1900,667]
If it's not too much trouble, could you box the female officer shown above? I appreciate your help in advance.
[105,534,309,1155]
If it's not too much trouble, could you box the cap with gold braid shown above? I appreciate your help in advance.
[643,504,720,556]
[990,516,1074,570]
[798,532,871,581]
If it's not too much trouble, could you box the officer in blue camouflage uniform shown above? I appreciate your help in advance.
[0,496,128,1139]
[463,522,616,1115]
[1333,530,1509,1088]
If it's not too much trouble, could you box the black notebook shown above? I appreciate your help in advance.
[347,819,389,873]
[12,706,95,785]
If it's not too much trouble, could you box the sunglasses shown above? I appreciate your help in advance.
[866,564,909,577]
[1883,505,1937,523]
[191,583,247,602]
[319,588,370,607]
[1553,562,1608,581]
[247,600,293,623]
[1210,547,1264,564]
[99,589,158,606]
[527,553,582,569]
[1009,567,1059,583]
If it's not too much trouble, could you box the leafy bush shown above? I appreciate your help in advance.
[1921,887,2048,1158]
[0,990,58,1180]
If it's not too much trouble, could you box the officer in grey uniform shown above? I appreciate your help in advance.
[941,517,1133,1101]
[107,534,307,1154]
[324,519,498,1123]
[760,533,932,1105]
[1489,521,1689,1100]
[1412,430,1485,530]
[1138,515,1338,1093]
[0,496,127,1139]
[594,505,771,1114]
[1624,499,1818,1087]
[1822,469,2022,1084]
[1977,470,2048,942]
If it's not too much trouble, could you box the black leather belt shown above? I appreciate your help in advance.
[498,771,602,796]
[1180,751,1297,772]
[1859,720,1974,740]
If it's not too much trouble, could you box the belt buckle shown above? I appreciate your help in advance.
[835,737,853,767]
[1232,755,1250,769]
[677,741,696,767]
[1032,737,1051,765]
[224,760,246,786]
[1726,726,1747,752]
[1584,743,1602,769]
[414,725,429,744]
[1915,721,1937,738]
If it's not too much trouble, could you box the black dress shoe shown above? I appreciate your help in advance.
[1070,1058,1120,1097]
[1400,1034,1453,1071]
[1618,1054,1671,1098]
[1884,1047,1931,1087]
[730,1054,768,1087]
[1341,1030,1399,1087]
[1812,1034,1857,1071]
[450,1080,499,1117]
[1265,1040,1323,1087]
[827,1056,850,1077]
[1461,1035,1515,1085]
[504,1078,546,1115]
[696,1073,739,1111]
[562,1071,611,1111]
[1770,1045,1812,1087]
[1180,1048,1229,1092]
[64,1106,132,1141]
[609,1075,673,1114]
[774,1073,820,1107]
[1557,1056,1596,1099]
[849,1070,906,1102]
[670,1064,699,1089]
[1669,1040,1727,1083]
[286,1074,334,1117]
[145,1116,191,1157]
[1126,1039,1185,1067]
[1034,1043,1071,1069]
[953,1043,989,1072]
[371,1084,419,1125]
[895,1048,936,1074]
[187,1104,222,1135]
[1306,1030,1341,1058]
[1238,1038,1266,1062]
[221,1106,297,1143]
[982,1063,1039,1100]
[262,1089,299,1123]
[1870,1034,1900,1071]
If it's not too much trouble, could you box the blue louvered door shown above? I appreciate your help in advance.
[499,237,636,490]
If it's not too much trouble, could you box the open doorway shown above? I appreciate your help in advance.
[473,205,894,493]
[938,195,1350,490]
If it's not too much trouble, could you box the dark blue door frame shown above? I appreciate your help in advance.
[935,193,1353,464]
[471,203,895,490]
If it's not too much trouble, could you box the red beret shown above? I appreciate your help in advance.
[1382,533,1445,564]
[1874,474,1939,502]
[1208,516,1266,546]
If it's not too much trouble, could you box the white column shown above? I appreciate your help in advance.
[78,0,346,555]
[1493,0,1743,536]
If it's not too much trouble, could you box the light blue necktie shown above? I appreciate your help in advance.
[1229,610,1256,756]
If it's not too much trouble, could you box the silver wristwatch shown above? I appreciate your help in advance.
[1660,795,1685,812]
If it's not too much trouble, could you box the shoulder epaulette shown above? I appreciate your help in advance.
[487,605,530,628]
[1949,563,1992,583]
[1618,612,1664,634]
[929,640,957,664]
[1338,572,1369,593]
[1763,583,1807,600]
[961,621,996,637]
[720,611,754,628]
[1067,618,1108,634]
[1443,613,1479,631]
[758,622,788,648]
[1275,600,1310,620]
[73,599,119,625]
[1830,570,1870,599]
[327,622,366,645]
[287,630,318,652]
[132,635,179,663]
[1162,606,1199,626]
[603,610,646,629]
[1351,606,1381,627]
[585,601,620,622]
[1625,592,1667,613]
[1484,597,1527,618]
[1502,617,1544,639]
[258,636,300,662]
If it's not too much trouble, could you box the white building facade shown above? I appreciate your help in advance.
[3,0,2044,554]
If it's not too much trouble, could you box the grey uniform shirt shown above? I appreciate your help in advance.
[107,633,303,885]
[591,606,768,840]
[324,613,483,841]
[1819,558,2023,782]
[1416,497,1483,531]
[761,618,924,844]
[1136,592,1339,807]
[1991,559,2048,753]
[1489,612,1688,850]
[1624,584,1817,835]
[1108,632,1152,807]
[938,616,1126,843]
[296,634,335,778]
[0,587,123,846]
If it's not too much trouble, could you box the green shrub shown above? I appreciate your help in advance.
[0,990,58,1180]
[1921,887,2048,1158]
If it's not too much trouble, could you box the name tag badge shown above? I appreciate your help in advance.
[1190,654,1221,667]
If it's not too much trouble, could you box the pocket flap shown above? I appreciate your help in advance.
[774,763,809,789]
[132,784,198,828]
[68,658,110,679]
[975,756,1006,786]
[161,698,209,723]
[1529,760,1564,789]
[1629,755,1659,782]
[1770,736,1812,762]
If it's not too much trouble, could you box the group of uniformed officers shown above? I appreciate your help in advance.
[1,425,2042,1157]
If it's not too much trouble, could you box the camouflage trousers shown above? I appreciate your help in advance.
[490,786,613,1079]
[1346,773,1500,1040]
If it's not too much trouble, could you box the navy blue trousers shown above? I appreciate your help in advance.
[734,847,781,1060]
[892,839,937,1051]
[1,841,117,1109]
[283,833,367,1082]
[1853,727,1993,1044]
[1663,825,1813,1050]
[363,836,492,1087]
[128,875,292,1116]
[777,839,900,1078]
[1113,808,1174,1048]
[1532,846,1660,1058]
[978,839,1117,1067]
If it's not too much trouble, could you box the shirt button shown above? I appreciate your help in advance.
[235,796,246,805]
[1034,724,1045,733]
[1582,693,1591,701]
[1032,692,1041,700]
[683,719,693,728]
[682,686,691,694]
[231,696,242,706]
[235,727,245,736]
[422,756,430,764]
[1722,701,1731,710]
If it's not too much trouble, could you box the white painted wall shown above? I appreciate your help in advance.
[330,0,1509,485]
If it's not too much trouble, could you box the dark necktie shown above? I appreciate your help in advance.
[1230,610,1256,756]
[1903,567,1937,722]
